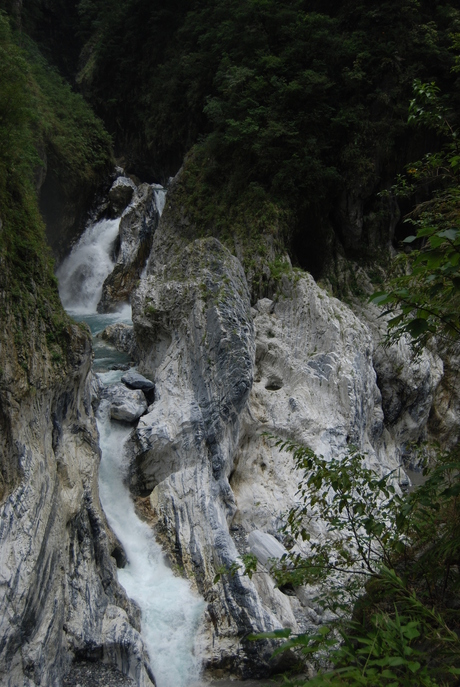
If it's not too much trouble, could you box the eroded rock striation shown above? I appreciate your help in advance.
[0,316,154,685]
[120,176,449,678]
[98,180,165,313]
[1,163,455,685]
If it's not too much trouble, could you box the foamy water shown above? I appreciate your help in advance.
[57,202,205,687]
[56,218,120,314]
[97,399,205,687]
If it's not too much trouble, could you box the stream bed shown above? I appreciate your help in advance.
[57,216,205,687]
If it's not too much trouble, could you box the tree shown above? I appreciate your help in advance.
[245,78,460,685]
[372,80,460,348]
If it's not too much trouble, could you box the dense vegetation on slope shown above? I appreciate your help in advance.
[246,81,460,686]
[0,9,112,375]
[77,0,460,274]
[0,1,459,682]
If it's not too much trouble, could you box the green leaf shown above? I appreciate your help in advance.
[406,318,429,337]
[370,292,392,305]
[437,228,459,241]
[407,661,421,673]
[387,656,406,666]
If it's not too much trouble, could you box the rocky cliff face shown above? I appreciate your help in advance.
[111,173,448,677]
[0,298,154,685]
[98,181,163,313]
[1,162,455,685]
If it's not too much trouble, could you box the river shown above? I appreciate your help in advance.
[57,208,206,687]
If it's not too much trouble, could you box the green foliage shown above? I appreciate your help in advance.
[171,145,293,298]
[254,575,460,686]
[248,441,460,685]
[372,218,460,346]
[78,0,460,272]
[213,553,258,584]
[26,37,113,193]
[0,10,110,373]
[269,443,403,599]
[372,79,460,348]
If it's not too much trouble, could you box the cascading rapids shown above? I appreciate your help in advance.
[56,205,205,687]
[97,389,205,687]
[56,218,120,315]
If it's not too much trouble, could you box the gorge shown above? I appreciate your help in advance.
[0,1,459,685]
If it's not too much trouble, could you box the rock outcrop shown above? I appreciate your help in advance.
[129,235,282,675]
[0,314,154,685]
[2,161,454,685]
[119,178,447,678]
[98,181,164,313]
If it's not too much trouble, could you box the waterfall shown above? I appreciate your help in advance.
[56,218,121,315]
[153,185,166,216]
[57,211,205,687]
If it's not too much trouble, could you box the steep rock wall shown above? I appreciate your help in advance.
[123,178,447,678]
[130,236,278,676]
[0,304,153,685]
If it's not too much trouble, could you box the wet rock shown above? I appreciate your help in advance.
[121,371,155,393]
[90,371,105,409]
[0,322,154,686]
[100,323,138,358]
[98,184,162,313]
[121,372,155,403]
[111,363,132,371]
[109,176,137,217]
[105,383,147,423]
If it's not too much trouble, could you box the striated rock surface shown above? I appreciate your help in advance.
[120,182,448,678]
[99,323,138,360]
[130,234,281,676]
[0,315,154,685]
[98,182,164,313]
[3,164,452,685]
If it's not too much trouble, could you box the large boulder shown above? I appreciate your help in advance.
[104,383,147,423]
[121,372,155,403]
[121,371,155,393]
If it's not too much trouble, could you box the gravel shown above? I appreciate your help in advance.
[62,661,136,687]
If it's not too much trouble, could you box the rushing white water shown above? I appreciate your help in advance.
[56,218,120,314]
[56,209,205,687]
[97,396,205,687]
[153,186,166,216]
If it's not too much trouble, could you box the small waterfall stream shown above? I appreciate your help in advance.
[56,218,121,314]
[57,195,205,687]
